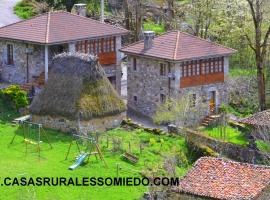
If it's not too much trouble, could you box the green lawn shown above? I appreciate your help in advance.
[256,140,270,153]
[143,22,166,35]
[0,100,189,199]
[202,126,249,146]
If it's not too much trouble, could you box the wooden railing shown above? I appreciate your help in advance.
[98,52,116,65]
[180,72,224,88]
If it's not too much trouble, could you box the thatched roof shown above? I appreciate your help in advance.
[30,53,126,120]
[240,109,270,126]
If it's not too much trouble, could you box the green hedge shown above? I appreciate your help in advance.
[0,85,29,109]
[14,0,35,19]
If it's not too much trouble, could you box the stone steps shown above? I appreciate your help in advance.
[201,115,220,127]
[20,72,45,92]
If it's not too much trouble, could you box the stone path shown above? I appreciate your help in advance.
[127,112,167,131]
[0,0,21,27]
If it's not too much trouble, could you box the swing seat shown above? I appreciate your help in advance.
[24,139,38,145]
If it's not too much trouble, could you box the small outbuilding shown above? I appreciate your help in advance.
[172,157,270,200]
[240,109,270,142]
[30,53,126,134]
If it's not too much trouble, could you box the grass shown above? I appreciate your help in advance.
[229,68,257,77]
[256,140,270,153]
[0,99,190,199]
[143,22,166,35]
[202,125,249,146]
[14,0,35,19]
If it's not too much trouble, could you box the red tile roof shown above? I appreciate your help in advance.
[120,31,236,61]
[0,11,128,44]
[174,157,270,200]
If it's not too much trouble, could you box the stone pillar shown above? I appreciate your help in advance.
[45,45,49,82]
[175,64,181,95]
[224,56,229,79]
[68,42,76,53]
[115,36,122,94]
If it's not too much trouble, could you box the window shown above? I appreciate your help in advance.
[160,63,166,76]
[133,96,137,103]
[133,58,137,71]
[7,44,14,65]
[160,94,166,104]
[197,61,200,75]
[205,61,209,74]
[190,94,196,107]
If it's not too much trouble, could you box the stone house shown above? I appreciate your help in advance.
[0,11,128,93]
[171,157,270,200]
[120,31,236,121]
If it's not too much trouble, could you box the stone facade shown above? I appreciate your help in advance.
[0,36,123,94]
[127,57,171,117]
[0,40,68,83]
[32,112,126,134]
[0,40,44,83]
[127,56,229,123]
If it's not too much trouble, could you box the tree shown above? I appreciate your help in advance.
[245,0,270,111]
[153,93,208,128]
[184,0,217,39]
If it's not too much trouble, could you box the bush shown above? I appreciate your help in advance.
[149,138,156,146]
[0,85,29,109]
[14,0,36,19]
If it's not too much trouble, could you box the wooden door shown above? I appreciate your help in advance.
[209,91,216,114]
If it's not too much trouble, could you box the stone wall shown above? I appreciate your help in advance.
[0,40,68,84]
[185,129,270,165]
[127,56,172,117]
[32,112,126,134]
[0,40,45,83]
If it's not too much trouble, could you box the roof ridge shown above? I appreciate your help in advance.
[0,12,49,31]
[197,156,270,169]
[120,31,176,51]
[173,31,180,60]
[179,31,237,53]
[45,12,51,43]
[60,11,129,33]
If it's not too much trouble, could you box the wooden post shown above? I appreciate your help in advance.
[139,144,142,154]
[128,141,131,152]
[116,163,119,177]
[107,136,109,148]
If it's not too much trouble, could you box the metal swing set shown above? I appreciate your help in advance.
[65,134,107,170]
[9,115,53,159]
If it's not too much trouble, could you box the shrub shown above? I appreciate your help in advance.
[149,138,156,146]
[0,85,29,109]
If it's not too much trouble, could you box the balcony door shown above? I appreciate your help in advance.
[209,91,216,114]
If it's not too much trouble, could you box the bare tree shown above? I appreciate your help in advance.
[245,0,270,111]
[154,93,208,128]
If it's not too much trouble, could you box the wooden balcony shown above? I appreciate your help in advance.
[180,72,224,88]
[98,52,116,65]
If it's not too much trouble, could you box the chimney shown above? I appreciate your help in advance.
[144,31,155,50]
[74,3,87,17]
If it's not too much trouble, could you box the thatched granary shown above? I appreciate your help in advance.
[30,53,126,134]
[240,109,270,142]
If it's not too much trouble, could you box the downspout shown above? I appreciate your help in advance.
[168,62,171,98]
[26,43,29,83]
